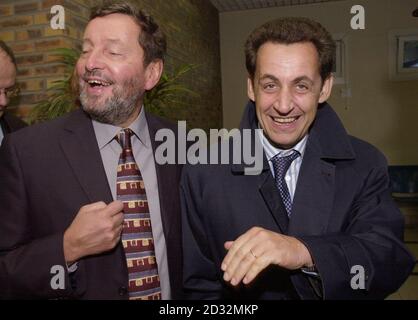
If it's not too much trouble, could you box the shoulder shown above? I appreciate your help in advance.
[4,109,81,149]
[3,113,27,131]
[348,135,388,168]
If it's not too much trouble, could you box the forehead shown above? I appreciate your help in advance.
[83,13,141,45]
[256,42,320,77]
[0,52,16,86]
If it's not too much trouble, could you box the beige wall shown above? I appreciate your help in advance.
[219,0,418,164]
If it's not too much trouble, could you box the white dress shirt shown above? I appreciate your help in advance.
[259,131,308,201]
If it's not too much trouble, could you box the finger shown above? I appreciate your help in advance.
[222,228,259,269]
[228,247,258,286]
[82,201,107,212]
[222,236,248,276]
[104,200,124,216]
[112,211,125,228]
[224,235,261,283]
[224,241,233,250]
[114,224,124,239]
[243,254,271,285]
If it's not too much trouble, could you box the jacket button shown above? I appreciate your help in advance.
[118,286,128,296]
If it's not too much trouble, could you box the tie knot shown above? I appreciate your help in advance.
[271,150,300,178]
[117,128,133,151]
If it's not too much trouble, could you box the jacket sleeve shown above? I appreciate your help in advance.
[0,135,78,299]
[180,166,223,299]
[297,162,415,299]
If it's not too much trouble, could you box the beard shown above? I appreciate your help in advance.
[80,77,144,126]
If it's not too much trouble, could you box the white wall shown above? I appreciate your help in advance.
[219,0,418,164]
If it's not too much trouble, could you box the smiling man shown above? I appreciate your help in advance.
[0,1,183,299]
[181,17,415,299]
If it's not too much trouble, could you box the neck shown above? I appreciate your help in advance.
[119,105,142,128]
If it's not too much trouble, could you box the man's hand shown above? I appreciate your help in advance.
[221,227,313,286]
[63,201,124,264]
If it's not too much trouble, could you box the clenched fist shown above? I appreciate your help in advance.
[63,201,124,264]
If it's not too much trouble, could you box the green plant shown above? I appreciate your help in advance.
[144,64,197,118]
[28,48,79,123]
[29,47,197,123]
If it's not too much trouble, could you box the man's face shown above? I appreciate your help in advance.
[0,51,16,118]
[248,42,333,149]
[76,13,162,127]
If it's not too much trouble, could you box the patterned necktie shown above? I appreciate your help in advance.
[271,150,300,216]
[116,128,162,300]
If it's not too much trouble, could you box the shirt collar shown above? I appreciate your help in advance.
[259,128,308,161]
[92,106,150,150]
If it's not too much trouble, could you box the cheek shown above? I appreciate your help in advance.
[256,93,275,111]
[301,102,318,126]
[255,102,270,120]
[113,65,141,85]
[75,60,85,77]
[296,94,318,112]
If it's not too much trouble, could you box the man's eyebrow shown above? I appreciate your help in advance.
[259,74,279,82]
[82,38,93,45]
[81,38,123,45]
[258,74,315,85]
[104,38,123,45]
[293,76,314,85]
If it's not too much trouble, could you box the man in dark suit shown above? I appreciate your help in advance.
[181,17,415,299]
[0,40,27,144]
[0,2,182,299]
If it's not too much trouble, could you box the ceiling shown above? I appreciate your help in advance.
[209,0,345,12]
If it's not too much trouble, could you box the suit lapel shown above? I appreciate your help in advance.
[232,152,290,234]
[288,131,335,236]
[258,168,290,234]
[145,112,177,238]
[59,109,113,204]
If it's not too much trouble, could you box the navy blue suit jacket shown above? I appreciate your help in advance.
[181,101,415,299]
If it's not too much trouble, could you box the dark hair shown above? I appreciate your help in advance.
[89,1,166,65]
[245,17,335,82]
[0,40,17,68]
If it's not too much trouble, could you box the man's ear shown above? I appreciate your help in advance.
[318,75,334,103]
[144,59,163,91]
[247,76,255,102]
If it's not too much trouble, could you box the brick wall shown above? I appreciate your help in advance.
[0,0,223,130]
[0,0,92,119]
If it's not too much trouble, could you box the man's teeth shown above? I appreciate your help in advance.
[87,80,111,86]
[272,117,298,124]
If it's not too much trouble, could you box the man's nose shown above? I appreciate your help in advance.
[84,50,105,71]
[273,87,294,114]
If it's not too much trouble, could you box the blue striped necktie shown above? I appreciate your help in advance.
[271,150,300,216]
[116,128,161,300]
